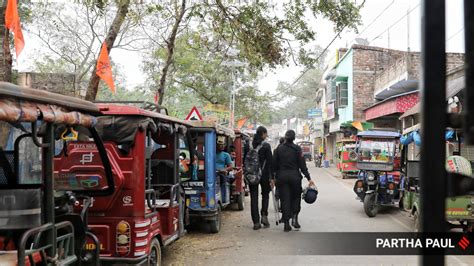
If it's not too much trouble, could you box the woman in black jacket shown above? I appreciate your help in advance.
[273,130,315,232]
[249,126,273,230]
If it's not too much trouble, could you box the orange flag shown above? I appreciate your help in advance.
[96,42,115,93]
[236,118,247,129]
[5,0,25,58]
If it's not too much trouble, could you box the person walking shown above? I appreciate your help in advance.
[273,130,314,232]
[248,126,273,230]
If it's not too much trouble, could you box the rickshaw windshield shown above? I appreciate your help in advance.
[358,138,395,163]
[0,123,43,186]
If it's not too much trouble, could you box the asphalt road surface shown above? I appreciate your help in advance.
[163,165,474,265]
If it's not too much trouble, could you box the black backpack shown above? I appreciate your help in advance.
[244,142,266,185]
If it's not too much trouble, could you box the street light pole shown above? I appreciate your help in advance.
[222,55,247,129]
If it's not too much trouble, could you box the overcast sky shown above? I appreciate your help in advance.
[257,0,464,94]
[17,0,464,95]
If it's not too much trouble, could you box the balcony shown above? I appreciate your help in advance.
[374,53,420,100]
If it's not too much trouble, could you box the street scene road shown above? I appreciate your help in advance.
[163,165,473,265]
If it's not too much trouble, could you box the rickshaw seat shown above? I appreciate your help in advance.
[0,189,41,230]
[150,159,175,185]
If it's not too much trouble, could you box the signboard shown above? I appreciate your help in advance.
[307,108,322,118]
[185,106,203,121]
[203,103,230,124]
[326,102,336,120]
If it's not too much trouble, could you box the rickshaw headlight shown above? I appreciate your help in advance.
[367,172,376,181]
[388,182,395,190]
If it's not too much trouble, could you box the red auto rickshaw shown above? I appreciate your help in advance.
[55,102,193,265]
[231,129,250,210]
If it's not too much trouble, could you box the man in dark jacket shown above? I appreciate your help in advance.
[249,126,273,230]
[273,130,314,232]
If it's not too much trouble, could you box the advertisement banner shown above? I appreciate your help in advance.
[308,108,322,118]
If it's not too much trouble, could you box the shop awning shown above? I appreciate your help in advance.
[340,121,374,131]
[399,102,420,119]
[364,91,419,121]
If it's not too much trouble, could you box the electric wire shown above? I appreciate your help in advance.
[370,3,421,43]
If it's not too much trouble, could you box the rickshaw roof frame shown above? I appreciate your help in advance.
[97,103,192,127]
[94,100,168,115]
[234,128,250,138]
[0,82,99,114]
[357,130,401,138]
[188,120,235,138]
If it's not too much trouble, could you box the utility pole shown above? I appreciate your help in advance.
[407,6,411,52]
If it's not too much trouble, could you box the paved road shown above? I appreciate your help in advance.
[162,165,473,265]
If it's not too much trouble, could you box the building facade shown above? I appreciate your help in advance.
[320,45,405,164]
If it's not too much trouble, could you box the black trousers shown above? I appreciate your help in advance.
[277,171,302,222]
[249,176,271,224]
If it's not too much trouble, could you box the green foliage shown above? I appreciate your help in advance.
[191,0,363,70]
[96,85,152,102]
[272,68,323,122]
[143,31,272,123]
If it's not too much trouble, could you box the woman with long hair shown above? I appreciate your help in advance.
[249,126,273,230]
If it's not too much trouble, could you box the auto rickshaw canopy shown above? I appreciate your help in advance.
[0,82,99,127]
[357,130,401,139]
[187,120,235,139]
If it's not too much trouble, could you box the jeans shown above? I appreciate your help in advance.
[249,176,271,224]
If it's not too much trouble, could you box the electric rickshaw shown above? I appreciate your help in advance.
[183,121,235,233]
[0,82,114,266]
[55,102,192,265]
[231,129,249,211]
[352,130,403,217]
[297,141,313,161]
[336,138,358,179]
[401,126,474,232]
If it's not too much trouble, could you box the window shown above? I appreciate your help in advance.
[338,82,349,107]
[326,79,337,103]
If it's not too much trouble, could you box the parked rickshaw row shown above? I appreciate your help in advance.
[350,127,474,233]
[0,82,251,265]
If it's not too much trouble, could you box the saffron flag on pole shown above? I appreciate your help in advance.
[5,0,25,58]
[236,118,247,129]
[96,42,115,93]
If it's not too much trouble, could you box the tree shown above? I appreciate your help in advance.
[143,0,363,105]
[144,31,272,123]
[0,0,12,82]
[28,0,140,99]
[85,0,131,100]
[156,0,186,105]
[272,68,324,123]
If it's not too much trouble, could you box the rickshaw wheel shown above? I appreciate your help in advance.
[413,210,420,232]
[237,192,245,211]
[342,173,347,179]
[363,193,378,217]
[148,239,162,266]
[209,205,222,233]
